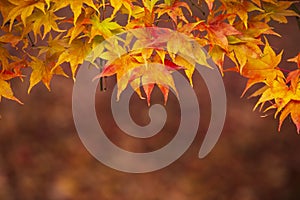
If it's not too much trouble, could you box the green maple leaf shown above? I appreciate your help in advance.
[89,16,123,42]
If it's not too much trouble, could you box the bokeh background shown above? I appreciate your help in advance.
[1,5,300,200]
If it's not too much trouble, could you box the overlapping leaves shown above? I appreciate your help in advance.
[0,0,299,132]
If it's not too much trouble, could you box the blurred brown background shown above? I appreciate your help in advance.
[1,9,300,200]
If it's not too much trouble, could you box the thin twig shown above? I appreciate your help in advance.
[291,4,300,29]
[27,33,35,47]
[188,0,206,16]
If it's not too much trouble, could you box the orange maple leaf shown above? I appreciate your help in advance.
[221,0,263,28]
[241,38,283,95]
[197,14,241,51]
[279,101,300,133]
[156,1,192,24]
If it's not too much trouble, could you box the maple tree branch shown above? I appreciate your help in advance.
[291,4,300,29]
[99,5,107,91]
[188,0,206,16]
[27,33,35,47]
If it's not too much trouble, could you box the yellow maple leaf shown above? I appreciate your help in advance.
[5,0,46,31]
[28,55,67,93]
[258,1,300,23]
[110,0,135,21]
[52,0,99,24]
[26,9,65,40]
[0,46,12,70]
[64,12,92,44]
[0,78,22,104]
[89,16,123,42]
[54,39,91,80]
[209,45,225,74]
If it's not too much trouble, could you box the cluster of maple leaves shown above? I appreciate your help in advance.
[0,0,299,132]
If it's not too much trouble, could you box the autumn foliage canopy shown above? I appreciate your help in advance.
[0,0,299,132]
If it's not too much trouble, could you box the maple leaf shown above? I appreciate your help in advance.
[94,53,143,100]
[156,1,192,24]
[119,28,210,88]
[64,12,91,44]
[125,4,153,28]
[163,0,176,6]
[165,31,211,86]
[204,0,214,12]
[227,33,263,71]
[209,45,225,74]
[276,54,300,132]
[286,69,300,94]
[0,46,13,70]
[92,36,182,105]
[0,0,15,24]
[89,16,123,42]
[96,53,179,105]
[25,9,65,40]
[279,100,300,133]
[0,78,22,104]
[166,31,210,66]
[252,76,288,111]
[197,14,241,51]
[38,34,69,59]
[54,39,92,80]
[258,1,300,23]
[284,54,300,95]
[251,0,278,8]
[0,0,298,134]
[0,58,27,81]
[171,55,195,85]
[127,58,179,105]
[221,0,263,28]
[288,53,300,69]
[241,38,283,96]
[286,54,300,93]
[143,0,159,13]
[244,52,300,133]
[234,19,281,38]
[52,0,99,24]
[123,0,159,27]
[87,36,128,66]
[0,32,22,48]
[225,18,280,71]
[241,38,282,77]
[251,0,261,7]
[4,0,46,31]
[139,63,178,105]
[130,28,172,50]
[28,55,67,93]
[110,0,135,21]
[176,21,202,35]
